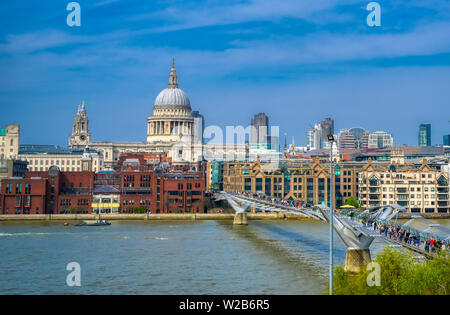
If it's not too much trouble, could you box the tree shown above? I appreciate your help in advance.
[345,196,360,208]
[332,247,450,295]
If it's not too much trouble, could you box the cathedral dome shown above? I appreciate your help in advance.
[155,87,190,108]
[153,59,191,111]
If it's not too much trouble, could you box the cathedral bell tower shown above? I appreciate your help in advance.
[68,101,91,148]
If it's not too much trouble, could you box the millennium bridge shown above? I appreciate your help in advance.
[216,192,449,271]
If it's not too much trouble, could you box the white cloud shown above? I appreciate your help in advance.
[0,30,91,54]
[94,0,120,6]
[132,0,360,32]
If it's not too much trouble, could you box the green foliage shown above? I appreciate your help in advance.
[125,207,148,214]
[332,247,450,295]
[345,196,360,208]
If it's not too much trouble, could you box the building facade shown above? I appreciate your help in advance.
[223,157,363,208]
[338,127,370,150]
[443,135,450,146]
[368,131,394,149]
[0,124,19,160]
[18,145,103,172]
[1,162,205,215]
[419,123,431,147]
[0,159,28,189]
[206,161,224,191]
[358,158,449,213]
[250,113,269,148]
[306,118,335,151]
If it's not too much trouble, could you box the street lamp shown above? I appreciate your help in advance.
[327,134,335,295]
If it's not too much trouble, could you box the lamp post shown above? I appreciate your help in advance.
[327,134,335,295]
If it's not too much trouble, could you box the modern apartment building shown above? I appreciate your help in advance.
[358,158,449,213]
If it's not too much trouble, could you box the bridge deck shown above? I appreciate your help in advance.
[228,194,324,221]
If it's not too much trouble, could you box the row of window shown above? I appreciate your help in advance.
[4,184,32,194]
[177,183,201,190]
[29,167,82,172]
[361,194,438,199]
[28,159,80,166]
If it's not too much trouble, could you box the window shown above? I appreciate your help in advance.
[15,196,21,206]
[437,175,448,187]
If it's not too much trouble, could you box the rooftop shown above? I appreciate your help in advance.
[19,145,100,156]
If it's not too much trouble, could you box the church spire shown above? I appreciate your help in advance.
[168,58,178,88]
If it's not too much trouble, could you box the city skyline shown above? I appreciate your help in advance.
[1,0,450,146]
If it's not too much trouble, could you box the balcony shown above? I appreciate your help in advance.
[60,188,92,196]
[121,187,153,195]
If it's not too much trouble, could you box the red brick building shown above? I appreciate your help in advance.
[1,177,47,214]
[162,173,205,213]
[1,163,206,214]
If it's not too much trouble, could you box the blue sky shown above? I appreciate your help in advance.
[0,0,449,147]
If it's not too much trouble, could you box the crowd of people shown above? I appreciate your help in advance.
[350,213,448,254]
[232,191,305,209]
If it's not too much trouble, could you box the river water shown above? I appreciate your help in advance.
[0,219,447,295]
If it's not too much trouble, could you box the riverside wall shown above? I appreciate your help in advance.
[0,212,313,221]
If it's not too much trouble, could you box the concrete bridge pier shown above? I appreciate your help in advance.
[233,212,248,225]
[344,249,372,273]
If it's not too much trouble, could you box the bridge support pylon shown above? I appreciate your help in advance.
[233,212,248,225]
[344,249,371,273]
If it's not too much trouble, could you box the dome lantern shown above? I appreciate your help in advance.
[154,59,191,111]
[168,58,178,88]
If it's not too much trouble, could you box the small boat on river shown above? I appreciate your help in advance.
[75,220,111,227]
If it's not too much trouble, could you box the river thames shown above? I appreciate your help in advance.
[0,219,444,295]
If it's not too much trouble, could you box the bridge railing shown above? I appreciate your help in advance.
[228,192,324,220]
